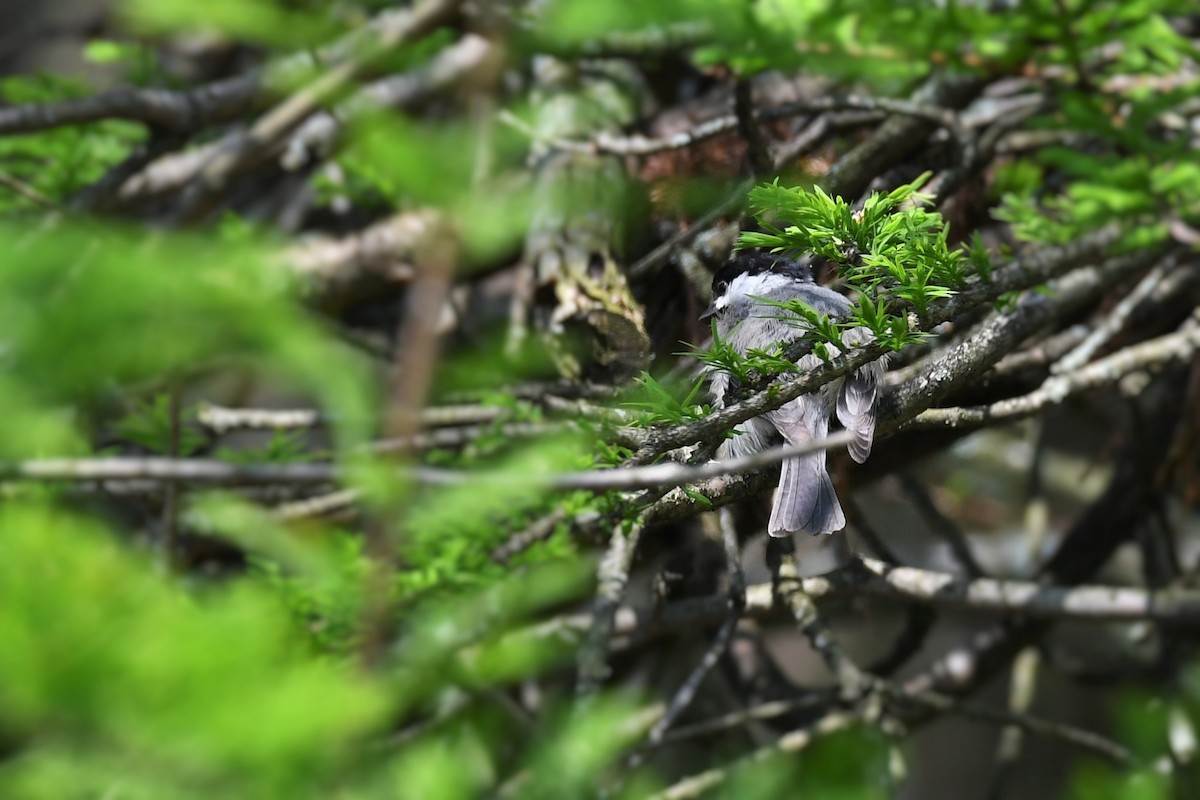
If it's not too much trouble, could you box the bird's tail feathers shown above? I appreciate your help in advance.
[768,452,845,536]
[837,368,879,464]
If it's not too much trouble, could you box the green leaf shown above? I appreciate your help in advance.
[115,393,207,457]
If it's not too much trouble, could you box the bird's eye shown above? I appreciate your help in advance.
[715,280,728,294]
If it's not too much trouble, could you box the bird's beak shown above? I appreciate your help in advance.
[699,303,717,322]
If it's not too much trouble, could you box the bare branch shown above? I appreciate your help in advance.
[540,94,970,159]
[111,33,491,210]
[649,710,862,800]
[197,403,322,434]
[734,79,772,176]
[175,0,464,222]
[282,34,496,169]
[626,110,841,281]
[980,324,1091,381]
[0,4,464,138]
[198,401,526,434]
[777,558,871,699]
[882,248,1164,427]
[588,556,1200,635]
[821,73,983,201]
[272,489,359,521]
[0,77,264,136]
[897,472,984,577]
[577,519,645,696]
[661,695,833,743]
[909,315,1200,432]
[900,374,1186,709]
[1052,256,1177,373]
[0,429,859,491]
[630,508,746,766]
[662,687,1131,766]
[490,508,571,564]
[283,212,433,309]
[892,684,1131,765]
[850,557,1200,623]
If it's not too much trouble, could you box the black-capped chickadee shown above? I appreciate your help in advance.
[703,252,884,537]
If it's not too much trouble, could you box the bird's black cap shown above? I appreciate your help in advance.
[701,252,814,320]
[711,252,813,296]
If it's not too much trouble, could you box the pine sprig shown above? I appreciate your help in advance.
[740,172,968,320]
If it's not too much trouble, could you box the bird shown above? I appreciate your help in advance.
[702,252,885,536]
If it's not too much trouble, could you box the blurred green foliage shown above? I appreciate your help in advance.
[0,76,145,214]
[123,0,346,49]
[0,504,386,797]
[622,372,709,426]
[115,393,207,456]
[0,221,375,457]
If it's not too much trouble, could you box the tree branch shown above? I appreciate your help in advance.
[909,315,1200,433]
[174,0,464,222]
[0,4,462,137]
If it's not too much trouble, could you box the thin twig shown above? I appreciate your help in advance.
[113,35,490,210]
[0,429,856,491]
[197,401,533,434]
[734,79,772,176]
[0,171,56,208]
[374,422,566,454]
[638,72,976,297]
[1052,258,1176,374]
[661,694,835,743]
[627,106,842,281]
[540,94,968,159]
[197,403,322,433]
[986,648,1041,799]
[821,73,983,201]
[627,177,753,280]
[983,324,1091,381]
[360,212,459,667]
[629,509,746,767]
[160,383,182,573]
[843,496,901,564]
[893,683,1131,766]
[898,472,984,578]
[776,559,871,701]
[576,518,646,696]
[649,709,863,800]
[490,508,570,564]
[272,489,359,521]
[844,500,939,678]
[637,556,1200,628]
[899,370,1187,728]
[650,671,1129,800]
